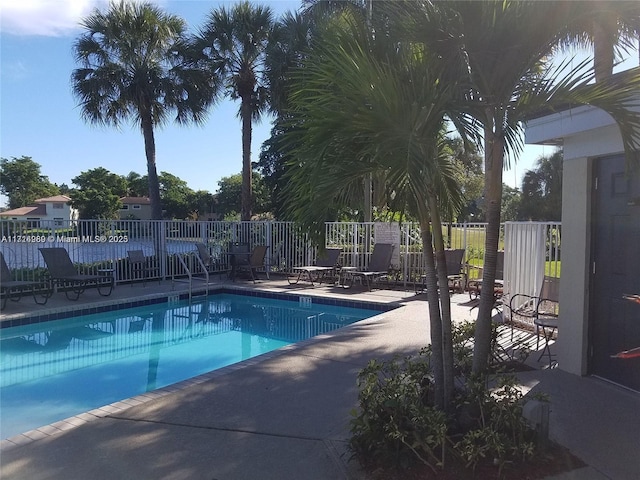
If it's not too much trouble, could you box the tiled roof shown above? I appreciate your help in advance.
[34,195,71,203]
[0,204,47,216]
[120,196,151,205]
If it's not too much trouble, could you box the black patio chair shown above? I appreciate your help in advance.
[509,275,560,364]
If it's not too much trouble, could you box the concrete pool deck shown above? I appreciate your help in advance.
[1,277,638,479]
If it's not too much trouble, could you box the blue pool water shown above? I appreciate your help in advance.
[0,293,381,440]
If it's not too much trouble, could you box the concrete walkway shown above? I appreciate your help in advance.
[1,281,638,479]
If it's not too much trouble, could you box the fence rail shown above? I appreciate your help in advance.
[0,219,560,293]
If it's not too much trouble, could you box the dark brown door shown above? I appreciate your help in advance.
[590,155,640,391]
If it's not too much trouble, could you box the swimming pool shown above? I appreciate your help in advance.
[0,293,384,440]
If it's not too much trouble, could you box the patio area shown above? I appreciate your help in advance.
[1,275,639,479]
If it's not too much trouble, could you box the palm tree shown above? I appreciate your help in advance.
[265,11,315,117]
[400,0,640,374]
[195,1,274,221]
[282,17,477,409]
[72,1,215,220]
[559,1,640,82]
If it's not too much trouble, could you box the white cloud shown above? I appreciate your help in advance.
[0,1,194,36]
[0,0,105,37]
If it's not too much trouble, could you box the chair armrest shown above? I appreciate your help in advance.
[536,298,559,318]
[509,294,539,318]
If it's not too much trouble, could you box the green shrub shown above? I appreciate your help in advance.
[349,353,447,473]
[349,337,542,476]
[454,375,537,475]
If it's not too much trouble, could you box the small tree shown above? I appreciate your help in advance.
[282,15,478,409]
[70,167,127,219]
[215,172,270,220]
[0,156,59,208]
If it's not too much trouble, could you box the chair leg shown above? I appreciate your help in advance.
[536,326,556,364]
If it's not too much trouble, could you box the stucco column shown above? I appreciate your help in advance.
[557,156,592,375]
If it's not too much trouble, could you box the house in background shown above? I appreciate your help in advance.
[0,195,78,227]
[525,70,640,391]
[119,196,152,220]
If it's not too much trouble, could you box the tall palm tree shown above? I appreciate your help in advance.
[283,17,477,409]
[72,1,215,220]
[195,1,274,221]
[265,11,315,117]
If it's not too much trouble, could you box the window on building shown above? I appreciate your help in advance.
[121,205,129,210]
[52,203,63,209]
[54,218,64,226]
[132,205,141,210]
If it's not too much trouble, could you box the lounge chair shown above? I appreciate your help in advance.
[1,252,50,310]
[288,248,342,286]
[39,247,114,300]
[345,243,395,291]
[232,245,269,283]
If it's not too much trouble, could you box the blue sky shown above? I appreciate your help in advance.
[1,1,638,208]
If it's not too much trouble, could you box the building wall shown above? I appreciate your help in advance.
[556,157,592,375]
[526,106,631,377]
[119,205,152,220]
[41,201,78,224]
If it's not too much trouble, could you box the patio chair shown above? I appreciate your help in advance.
[509,275,560,364]
[288,248,342,286]
[415,248,466,294]
[39,247,114,300]
[345,243,395,291]
[0,252,51,310]
[233,245,269,283]
[194,242,230,279]
[195,242,214,270]
[444,248,467,293]
[127,249,159,286]
[267,242,285,277]
[467,251,504,300]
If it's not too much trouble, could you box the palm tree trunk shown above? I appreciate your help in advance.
[420,219,445,409]
[428,194,454,408]
[472,124,504,375]
[593,16,617,82]
[141,114,162,220]
[241,96,253,221]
